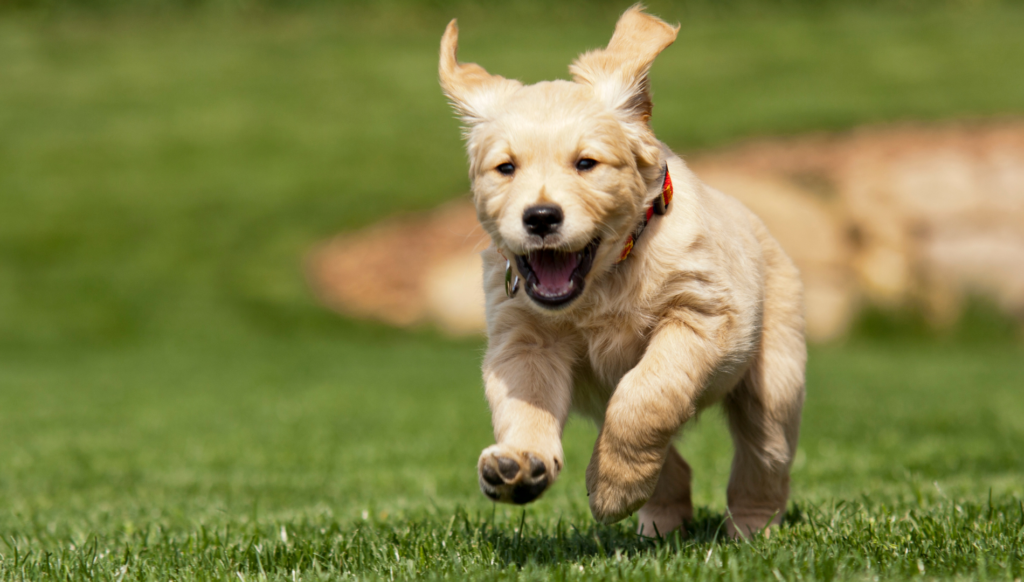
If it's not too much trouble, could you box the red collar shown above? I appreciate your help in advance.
[616,165,673,263]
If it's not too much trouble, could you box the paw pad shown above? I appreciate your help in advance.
[478,449,555,505]
[481,464,503,486]
[529,457,546,478]
[497,457,520,480]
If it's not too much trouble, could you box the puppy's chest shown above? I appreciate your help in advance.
[576,313,651,389]
[567,315,649,420]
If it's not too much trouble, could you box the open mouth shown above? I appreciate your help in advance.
[514,238,600,308]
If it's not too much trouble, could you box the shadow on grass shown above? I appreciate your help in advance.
[469,505,765,569]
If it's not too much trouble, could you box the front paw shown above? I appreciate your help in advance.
[586,437,665,524]
[478,445,560,504]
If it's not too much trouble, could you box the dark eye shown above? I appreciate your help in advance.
[496,162,515,176]
[576,158,598,171]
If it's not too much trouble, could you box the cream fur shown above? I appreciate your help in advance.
[439,5,806,539]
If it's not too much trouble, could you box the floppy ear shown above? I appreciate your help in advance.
[569,5,679,124]
[439,20,521,124]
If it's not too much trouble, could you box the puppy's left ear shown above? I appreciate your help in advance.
[569,5,679,126]
[439,20,521,125]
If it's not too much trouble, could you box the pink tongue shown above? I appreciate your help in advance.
[529,250,579,296]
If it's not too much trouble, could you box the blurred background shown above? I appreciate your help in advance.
[0,0,1022,576]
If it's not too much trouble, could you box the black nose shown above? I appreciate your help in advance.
[523,204,563,237]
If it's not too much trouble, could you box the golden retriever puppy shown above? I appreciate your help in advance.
[438,5,805,539]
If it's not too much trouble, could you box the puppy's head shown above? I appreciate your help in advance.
[439,6,678,310]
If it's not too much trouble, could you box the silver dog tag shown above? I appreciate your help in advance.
[505,259,520,298]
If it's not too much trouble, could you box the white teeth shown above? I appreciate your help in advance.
[530,280,574,298]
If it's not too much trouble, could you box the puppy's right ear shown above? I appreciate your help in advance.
[570,6,678,125]
[439,20,520,124]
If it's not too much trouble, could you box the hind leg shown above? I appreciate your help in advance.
[723,312,805,538]
[637,445,693,537]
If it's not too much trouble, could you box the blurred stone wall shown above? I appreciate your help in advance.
[308,121,1024,341]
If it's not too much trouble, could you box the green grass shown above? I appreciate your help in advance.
[1,3,1024,580]
[1,336,1022,580]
